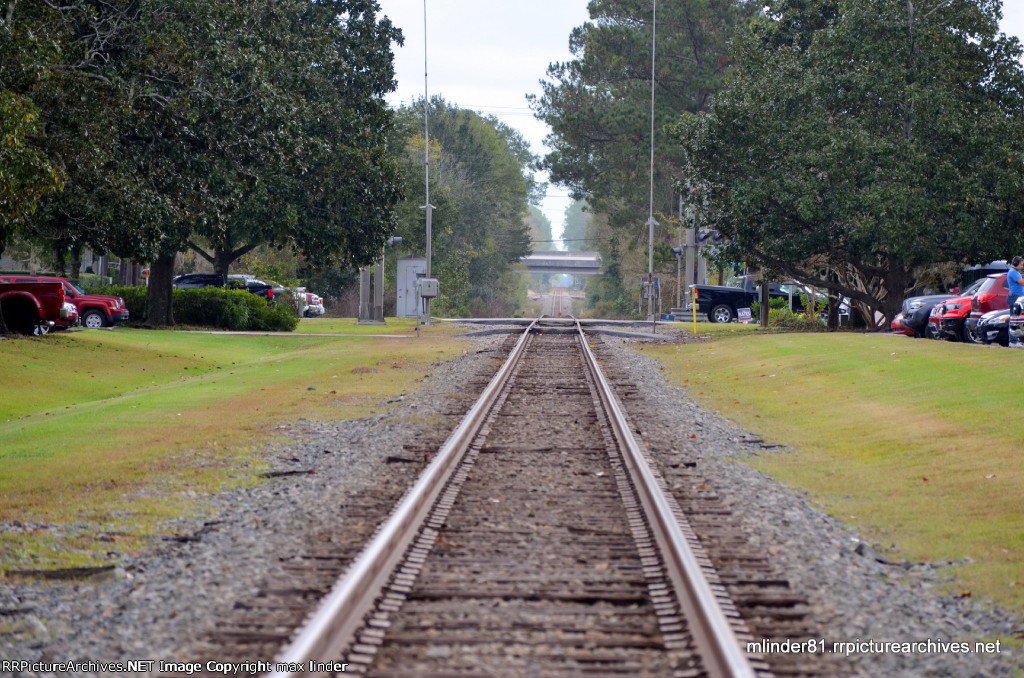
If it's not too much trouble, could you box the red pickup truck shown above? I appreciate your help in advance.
[0,275,128,328]
[0,280,68,335]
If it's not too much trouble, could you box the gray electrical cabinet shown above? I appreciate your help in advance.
[396,256,427,317]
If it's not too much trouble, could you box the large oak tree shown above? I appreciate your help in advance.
[672,0,1024,324]
[2,0,404,326]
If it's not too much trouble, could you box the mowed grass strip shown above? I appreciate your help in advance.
[293,316,456,335]
[644,332,1024,612]
[0,325,467,569]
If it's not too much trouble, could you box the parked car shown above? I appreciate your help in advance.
[894,278,985,339]
[937,293,976,342]
[891,313,915,337]
[63,302,80,328]
[227,275,275,301]
[1008,298,1024,345]
[688,275,813,323]
[0,275,128,328]
[893,294,957,338]
[965,273,1009,343]
[0,279,68,335]
[171,273,226,289]
[304,292,324,317]
[977,308,1012,347]
[174,273,275,301]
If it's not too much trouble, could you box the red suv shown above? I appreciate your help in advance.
[0,275,129,329]
[937,293,975,342]
[965,273,1009,343]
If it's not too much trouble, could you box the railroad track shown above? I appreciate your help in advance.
[264,319,782,677]
[189,320,850,677]
[544,287,572,317]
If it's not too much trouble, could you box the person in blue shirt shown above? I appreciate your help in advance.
[1008,256,1024,346]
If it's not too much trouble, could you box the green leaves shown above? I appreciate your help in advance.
[532,0,752,230]
[2,0,405,287]
[0,92,63,245]
[673,0,1024,323]
[391,99,536,316]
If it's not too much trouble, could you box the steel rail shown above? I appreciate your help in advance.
[575,319,757,678]
[268,319,539,677]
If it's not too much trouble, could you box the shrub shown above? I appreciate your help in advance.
[93,285,149,321]
[94,285,298,330]
[173,288,250,329]
[767,307,827,331]
[78,273,115,290]
[750,296,791,318]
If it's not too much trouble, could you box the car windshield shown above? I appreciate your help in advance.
[960,278,985,296]
[67,280,88,295]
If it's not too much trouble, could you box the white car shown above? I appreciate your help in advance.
[304,292,325,317]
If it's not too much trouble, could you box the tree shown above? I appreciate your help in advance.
[530,0,753,317]
[0,92,63,259]
[530,0,754,231]
[672,0,1024,325]
[390,99,536,316]
[2,0,405,326]
[122,0,405,325]
[527,206,556,252]
[179,0,405,281]
[562,200,589,252]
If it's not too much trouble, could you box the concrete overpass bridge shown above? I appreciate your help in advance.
[520,251,602,275]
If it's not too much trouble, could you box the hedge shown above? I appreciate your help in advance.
[93,285,298,331]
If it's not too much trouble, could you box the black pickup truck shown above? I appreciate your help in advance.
[172,273,275,301]
[690,275,808,323]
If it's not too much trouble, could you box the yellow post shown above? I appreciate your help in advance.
[692,289,698,335]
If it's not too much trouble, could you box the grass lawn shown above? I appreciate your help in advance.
[644,329,1024,613]
[292,316,429,335]
[0,321,468,570]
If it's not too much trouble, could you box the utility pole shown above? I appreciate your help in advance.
[645,0,658,325]
[418,0,438,325]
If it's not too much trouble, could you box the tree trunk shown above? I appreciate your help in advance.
[70,244,83,280]
[213,243,259,278]
[826,295,840,331]
[147,253,176,327]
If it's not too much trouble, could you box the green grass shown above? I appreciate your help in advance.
[0,323,468,570]
[295,316,454,335]
[644,332,1024,612]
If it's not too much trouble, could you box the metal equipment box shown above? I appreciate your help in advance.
[396,256,426,317]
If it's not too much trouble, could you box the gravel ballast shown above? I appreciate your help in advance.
[0,327,1019,677]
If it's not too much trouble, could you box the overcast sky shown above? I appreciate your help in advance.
[377,0,1024,242]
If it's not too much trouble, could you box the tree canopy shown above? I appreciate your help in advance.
[530,0,753,315]
[390,98,536,316]
[1,0,404,325]
[531,0,754,231]
[527,206,556,252]
[671,0,1024,323]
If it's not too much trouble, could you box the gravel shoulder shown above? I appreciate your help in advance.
[0,327,1019,677]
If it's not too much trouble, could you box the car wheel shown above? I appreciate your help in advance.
[962,323,982,344]
[82,309,106,329]
[926,323,942,340]
[710,304,734,323]
[33,323,50,336]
